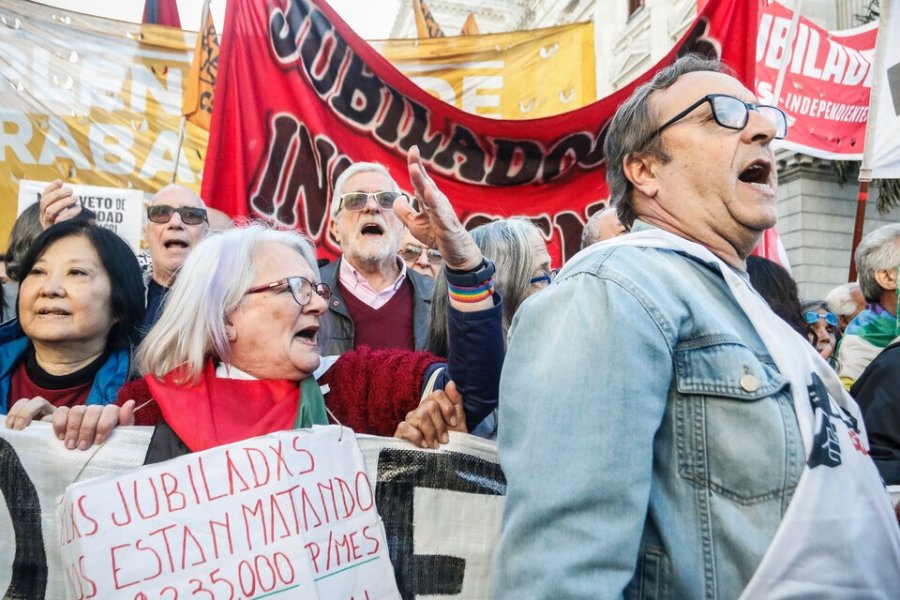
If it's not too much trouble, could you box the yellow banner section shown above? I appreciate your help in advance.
[374,21,596,120]
[0,0,207,247]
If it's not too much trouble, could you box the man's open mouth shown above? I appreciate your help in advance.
[738,160,773,186]
[360,223,384,236]
[163,239,189,249]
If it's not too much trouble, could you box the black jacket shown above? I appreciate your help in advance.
[851,341,900,484]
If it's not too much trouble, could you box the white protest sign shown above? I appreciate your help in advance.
[17,179,145,250]
[55,426,399,600]
[0,423,505,599]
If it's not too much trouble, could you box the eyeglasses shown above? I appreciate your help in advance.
[804,310,838,327]
[338,191,407,212]
[399,244,442,265]
[654,94,788,141]
[246,276,331,307]
[147,204,209,225]
[529,269,559,287]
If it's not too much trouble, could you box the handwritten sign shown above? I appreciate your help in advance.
[55,426,399,600]
[17,179,145,250]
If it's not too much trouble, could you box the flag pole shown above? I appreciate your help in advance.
[172,115,187,184]
[771,0,803,109]
[851,0,892,281]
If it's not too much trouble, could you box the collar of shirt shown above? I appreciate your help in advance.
[216,363,258,380]
[339,256,408,309]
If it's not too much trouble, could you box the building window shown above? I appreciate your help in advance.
[628,0,645,17]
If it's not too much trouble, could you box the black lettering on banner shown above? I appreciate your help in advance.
[375,449,505,599]
[331,53,384,127]
[250,113,351,237]
[432,125,486,183]
[486,139,543,186]
[0,437,48,599]
[300,7,348,96]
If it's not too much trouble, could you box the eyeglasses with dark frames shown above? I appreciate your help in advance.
[653,94,788,141]
[338,191,408,212]
[529,268,559,287]
[147,204,209,226]
[246,276,331,307]
[399,244,442,265]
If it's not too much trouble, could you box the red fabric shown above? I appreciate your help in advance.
[201,0,757,267]
[320,346,443,437]
[340,278,415,350]
[9,362,91,408]
[142,0,182,28]
[144,362,300,452]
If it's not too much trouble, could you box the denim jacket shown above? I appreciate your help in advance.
[494,227,804,599]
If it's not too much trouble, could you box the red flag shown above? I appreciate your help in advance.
[202,0,758,265]
[142,0,182,28]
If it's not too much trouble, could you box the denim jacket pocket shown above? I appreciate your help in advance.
[674,337,794,504]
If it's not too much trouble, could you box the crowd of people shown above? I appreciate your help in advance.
[2,54,899,597]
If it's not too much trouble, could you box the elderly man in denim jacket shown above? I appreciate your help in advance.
[494,56,900,598]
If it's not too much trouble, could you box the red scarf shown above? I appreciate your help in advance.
[146,361,301,452]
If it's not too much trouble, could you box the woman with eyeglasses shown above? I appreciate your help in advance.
[802,300,841,364]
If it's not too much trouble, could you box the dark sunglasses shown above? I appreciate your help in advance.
[338,191,407,212]
[399,244,442,265]
[246,276,331,307]
[654,94,788,141]
[147,204,208,225]
[804,310,838,327]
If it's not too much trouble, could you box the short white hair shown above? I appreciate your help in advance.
[855,224,900,301]
[151,183,206,207]
[825,282,863,317]
[329,162,398,219]
[137,222,320,383]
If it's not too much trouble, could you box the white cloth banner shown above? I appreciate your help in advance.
[0,423,504,599]
[866,0,900,178]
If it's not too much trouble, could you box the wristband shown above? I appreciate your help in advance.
[444,257,495,287]
[448,279,494,303]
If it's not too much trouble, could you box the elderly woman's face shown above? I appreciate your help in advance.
[226,242,327,381]
[18,235,115,351]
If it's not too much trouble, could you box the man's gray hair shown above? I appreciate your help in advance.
[330,162,398,219]
[604,54,729,228]
[137,223,320,383]
[855,223,900,302]
[825,282,863,317]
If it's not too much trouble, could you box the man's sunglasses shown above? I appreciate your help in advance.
[399,244,442,265]
[804,311,838,327]
[147,204,208,225]
[654,94,788,141]
[338,191,408,212]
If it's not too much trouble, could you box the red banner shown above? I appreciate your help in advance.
[756,1,877,159]
[201,0,758,264]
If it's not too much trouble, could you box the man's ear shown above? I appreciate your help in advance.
[328,216,340,241]
[623,152,660,199]
[874,268,898,292]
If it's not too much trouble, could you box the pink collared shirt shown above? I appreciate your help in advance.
[339,257,408,309]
